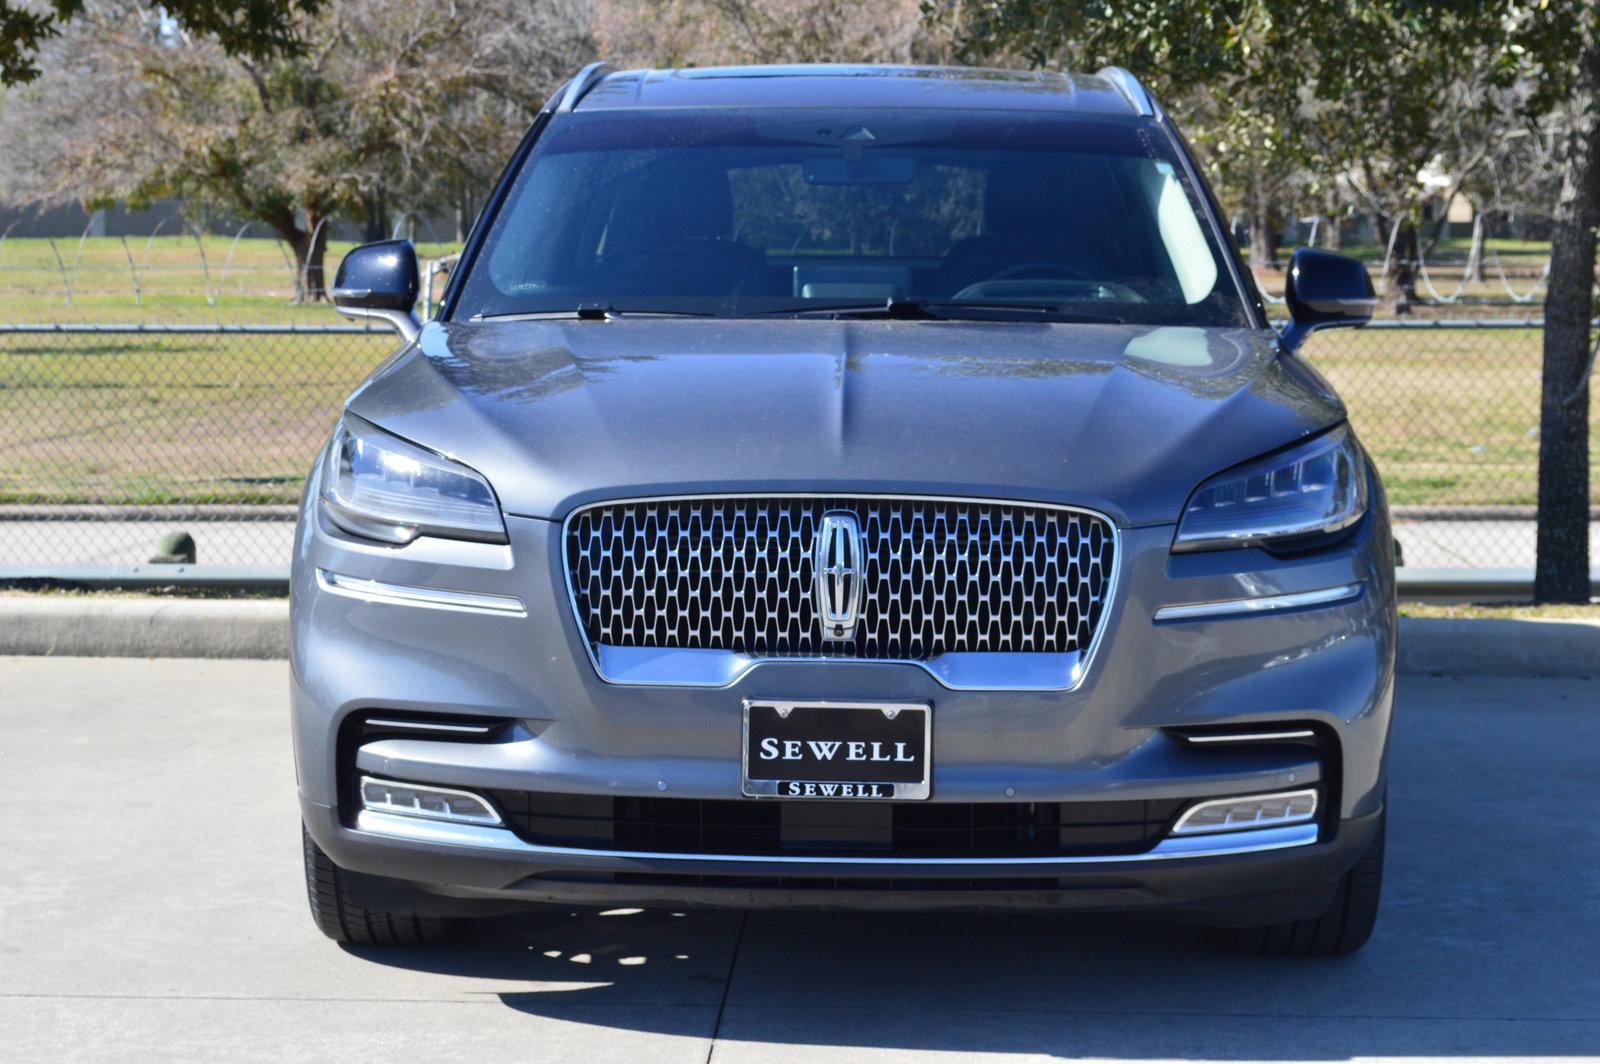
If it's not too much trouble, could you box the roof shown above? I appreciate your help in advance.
[567,64,1151,116]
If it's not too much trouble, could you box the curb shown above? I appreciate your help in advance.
[1396,616,1599,679]
[0,597,289,660]
[3,597,1596,678]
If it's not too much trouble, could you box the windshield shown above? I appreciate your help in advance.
[451,108,1252,327]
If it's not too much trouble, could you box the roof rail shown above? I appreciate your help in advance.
[1095,66,1156,117]
[556,61,612,112]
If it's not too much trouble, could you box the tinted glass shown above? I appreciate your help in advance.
[452,108,1250,327]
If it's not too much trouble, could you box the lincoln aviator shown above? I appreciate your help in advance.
[294,63,1393,956]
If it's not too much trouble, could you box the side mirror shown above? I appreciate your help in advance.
[331,239,421,343]
[1280,247,1376,352]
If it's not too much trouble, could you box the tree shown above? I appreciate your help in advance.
[595,0,937,68]
[937,0,1595,601]
[0,0,322,85]
[1525,0,1599,602]
[925,0,1302,268]
[0,0,590,299]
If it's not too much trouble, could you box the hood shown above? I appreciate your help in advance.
[345,318,1344,527]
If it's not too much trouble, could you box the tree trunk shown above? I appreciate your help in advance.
[363,190,389,244]
[1535,11,1600,603]
[1321,213,1342,252]
[1248,189,1276,269]
[1385,221,1420,313]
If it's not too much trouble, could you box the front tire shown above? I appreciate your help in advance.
[1221,814,1385,957]
[302,826,461,944]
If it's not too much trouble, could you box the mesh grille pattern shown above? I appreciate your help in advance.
[565,497,1114,660]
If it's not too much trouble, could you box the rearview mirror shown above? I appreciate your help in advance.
[331,240,421,343]
[1280,247,1376,352]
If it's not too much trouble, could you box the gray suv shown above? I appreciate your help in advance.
[295,63,1393,956]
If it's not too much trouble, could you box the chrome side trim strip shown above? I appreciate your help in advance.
[560,493,1122,693]
[1153,582,1362,623]
[317,569,526,616]
[353,812,1318,865]
[332,303,421,344]
[1181,729,1316,745]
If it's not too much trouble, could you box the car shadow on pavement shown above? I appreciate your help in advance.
[343,900,1597,1060]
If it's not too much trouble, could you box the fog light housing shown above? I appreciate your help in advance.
[1170,788,1317,835]
[359,776,502,826]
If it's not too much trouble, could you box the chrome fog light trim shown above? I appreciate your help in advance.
[317,570,526,616]
[1153,582,1361,622]
[1171,788,1318,836]
[1179,728,1317,745]
[359,776,502,826]
[362,717,499,736]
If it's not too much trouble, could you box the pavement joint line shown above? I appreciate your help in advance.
[3,992,1596,1024]
[705,909,750,1064]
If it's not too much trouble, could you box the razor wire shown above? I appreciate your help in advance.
[0,213,465,309]
[1415,215,1483,305]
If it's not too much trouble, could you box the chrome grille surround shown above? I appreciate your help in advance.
[561,494,1120,691]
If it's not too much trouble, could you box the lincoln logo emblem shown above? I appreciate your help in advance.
[813,512,865,642]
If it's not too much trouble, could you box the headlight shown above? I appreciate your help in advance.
[1174,424,1367,552]
[320,414,506,544]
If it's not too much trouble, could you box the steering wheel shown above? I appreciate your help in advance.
[987,261,1093,282]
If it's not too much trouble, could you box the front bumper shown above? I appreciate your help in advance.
[290,461,1395,916]
[301,795,1381,917]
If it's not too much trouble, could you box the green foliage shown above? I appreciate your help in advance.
[933,1,1592,235]
[0,2,55,84]
[0,0,322,86]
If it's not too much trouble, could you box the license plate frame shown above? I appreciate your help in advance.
[741,699,932,800]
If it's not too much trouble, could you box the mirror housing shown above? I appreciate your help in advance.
[331,240,421,342]
[1279,247,1376,352]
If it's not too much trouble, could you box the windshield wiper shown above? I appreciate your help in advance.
[762,297,1122,324]
[475,304,715,322]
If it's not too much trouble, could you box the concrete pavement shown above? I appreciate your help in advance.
[1,658,1596,1063]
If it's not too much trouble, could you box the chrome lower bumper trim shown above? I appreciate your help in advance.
[317,569,526,616]
[591,643,1083,691]
[353,810,1319,864]
[1153,582,1363,623]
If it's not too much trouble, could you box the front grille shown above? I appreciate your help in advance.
[564,496,1115,659]
[484,792,1183,858]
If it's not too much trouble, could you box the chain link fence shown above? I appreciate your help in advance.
[0,323,393,569]
[2,316,1594,574]
[1304,320,1599,569]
